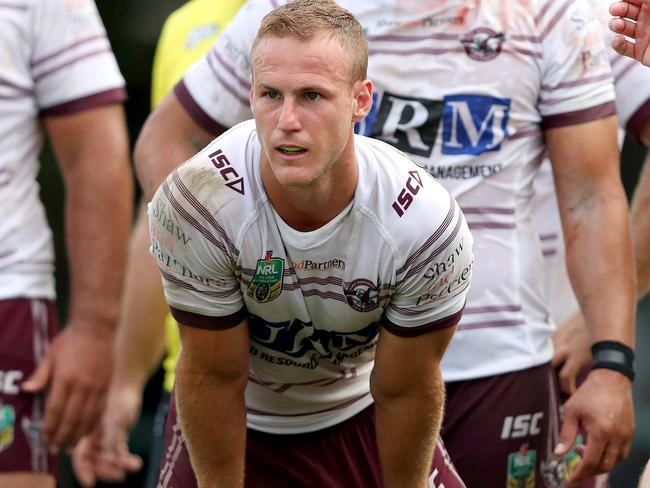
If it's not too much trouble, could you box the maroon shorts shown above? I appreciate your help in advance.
[158,392,466,487]
[0,298,58,475]
[442,362,607,488]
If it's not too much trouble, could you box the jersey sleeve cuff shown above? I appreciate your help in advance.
[382,305,465,338]
[170,306,247,331]
[174,80,229,136]
[40,87,127,116]
[540,101,616,130]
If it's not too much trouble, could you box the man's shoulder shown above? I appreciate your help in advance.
[169,120,259,212]
[355,135,457,239]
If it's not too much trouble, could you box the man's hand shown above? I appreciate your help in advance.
[551,313,592,395]
[72,385,144,487]
[21,324,114,453]
[610,0,650,67]
[555,369,634,487]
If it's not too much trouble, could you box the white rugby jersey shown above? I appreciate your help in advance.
[176,0,616,380]
[533,0,650,324]
[0,0,126,300]
[149,120,473,433]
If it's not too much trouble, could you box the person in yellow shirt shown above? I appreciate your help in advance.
[71,2,244,487]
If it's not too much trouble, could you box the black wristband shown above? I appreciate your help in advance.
[591,340,635,382]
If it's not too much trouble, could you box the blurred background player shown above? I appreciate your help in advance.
[0,0,133,487]
[610,0,650,66]
[71,2,244,487]
[131,1,636,487]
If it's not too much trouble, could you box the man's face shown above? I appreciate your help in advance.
[250,35,369,188]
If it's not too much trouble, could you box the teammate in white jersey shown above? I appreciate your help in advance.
[132,0,635,486]
[148,2,473,486]
[610,0,650,66]
[534,0,650,397]
[0,0,133,486]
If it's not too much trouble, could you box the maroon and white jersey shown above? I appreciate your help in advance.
[149,120,473,433]
[176,0,615,381]
[533,0,650,325]
[0,0,125,300]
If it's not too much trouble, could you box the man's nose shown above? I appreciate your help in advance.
[277,98,301,131]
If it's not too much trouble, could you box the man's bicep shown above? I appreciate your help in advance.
[372,325,456,396]
[546,116,620,210]
[178,319,249,379]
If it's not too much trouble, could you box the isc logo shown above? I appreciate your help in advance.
[392,170,423,217]
[500,412,544,439]
[209,149,245,195]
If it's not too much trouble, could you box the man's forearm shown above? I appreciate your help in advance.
[176,357,248,487]
[563,190,636,346]
[64,135,133,333]
[631,153,650,299]
[112,204,169,391]
[374,371,443,488]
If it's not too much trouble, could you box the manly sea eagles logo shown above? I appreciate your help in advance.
[461,28,506,61]
[247,250,284,303]
[343,278,381,312]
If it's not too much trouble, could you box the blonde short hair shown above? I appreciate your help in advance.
[251,0,368,84]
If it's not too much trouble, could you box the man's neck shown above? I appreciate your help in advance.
[262,159,358,232]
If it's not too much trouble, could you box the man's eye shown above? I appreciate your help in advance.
[265,91,279,100]
[305,92,320,101]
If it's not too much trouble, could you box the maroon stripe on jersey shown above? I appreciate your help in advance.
[462,207,513,215]
[383,305,464,337]
[0,3,27,10]
[510,34,541,43]
[626,98,650,142]
[0,75,32,94]
[171,306,246,330]
[402,210,463,281]
[397,194,455,276]
[162,179,231,256]
[541,101,616,130]
[174,81,229,136]
[543,249,557,257]
[539,0,574,41]
[502,47,543,59]
[539,233,558,241]
[464,305,521,314]
[468,222,516,230]
[541,73,613,91]
[173,172,238,256]
[458,319,526,330]
[534,0,559,25]
[369,47,464,57]
[205,49,249,106]
[161,270,239,298]
[31,33,107,67]
[33,47,114,83]
[368,33,459,42]
[299,289,347,302]
[40,87,126,116]
[211,48,251,91]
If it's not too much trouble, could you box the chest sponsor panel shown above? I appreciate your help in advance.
[357,91,511,163]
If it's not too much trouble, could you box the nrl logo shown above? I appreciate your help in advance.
[247,250,284,303]
[461,28,506,61]
[343,278,381,312]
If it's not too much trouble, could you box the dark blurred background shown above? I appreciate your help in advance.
[36,1,649,487]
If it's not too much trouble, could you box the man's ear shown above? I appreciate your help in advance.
[352,79,373,123]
